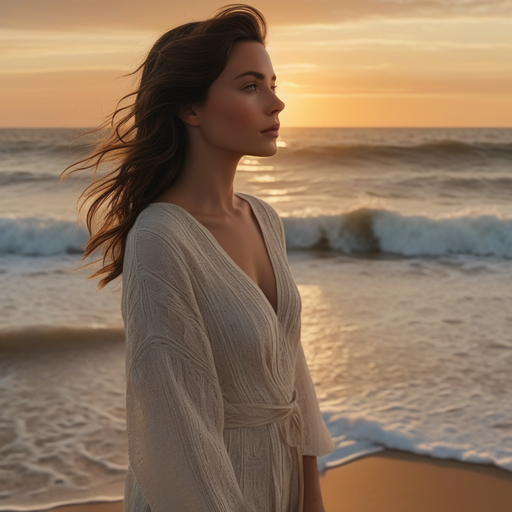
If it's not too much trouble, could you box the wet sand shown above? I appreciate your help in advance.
[321,449,512,512]
[44,449,512,512]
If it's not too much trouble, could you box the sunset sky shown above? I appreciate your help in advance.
[1,0,511,127]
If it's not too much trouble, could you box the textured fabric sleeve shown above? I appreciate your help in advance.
[122,223,253,512]
[294,332,335,456]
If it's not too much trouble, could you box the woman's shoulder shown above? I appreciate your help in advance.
[237,191,285,239]
[131,202,193,238]
[126,203,196,263]
[236,192,281,223]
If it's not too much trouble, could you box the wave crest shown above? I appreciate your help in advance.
[2,210,512,259]
[0,217,88,256]
[283,209,512,258]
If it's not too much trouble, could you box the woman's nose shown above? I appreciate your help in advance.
[270,95,285,115]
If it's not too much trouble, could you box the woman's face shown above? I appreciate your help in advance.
[190,41,285,157]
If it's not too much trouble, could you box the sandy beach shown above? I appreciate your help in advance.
[43,449,512,512]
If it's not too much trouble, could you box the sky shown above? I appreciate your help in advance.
[1,0,512,127]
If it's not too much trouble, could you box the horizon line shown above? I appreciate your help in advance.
[1,125,512,130]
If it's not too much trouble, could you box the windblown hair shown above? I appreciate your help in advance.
[61,4,267,289]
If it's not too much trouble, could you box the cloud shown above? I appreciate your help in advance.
[306,38,512,51]
[1,0,512,32]
[273,63,320,73]
[268,17,512,57]
[0,29,151,56]
[0,28,152,73]
[280,92,476,98]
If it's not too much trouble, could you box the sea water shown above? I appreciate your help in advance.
[1,127,512,510]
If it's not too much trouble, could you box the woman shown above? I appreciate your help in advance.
[62,4,335,511]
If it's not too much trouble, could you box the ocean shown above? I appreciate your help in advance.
[1,126,512,510]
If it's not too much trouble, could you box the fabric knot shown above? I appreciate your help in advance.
[223,390,304,512]
[282,398,302,449]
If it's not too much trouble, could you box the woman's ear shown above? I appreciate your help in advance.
[177,105,201,127]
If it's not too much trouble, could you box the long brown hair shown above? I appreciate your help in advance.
[61,4,267,289]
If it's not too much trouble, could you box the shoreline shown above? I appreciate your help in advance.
[27,449,512,512]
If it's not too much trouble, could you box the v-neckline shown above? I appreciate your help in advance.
[148,192,280,320]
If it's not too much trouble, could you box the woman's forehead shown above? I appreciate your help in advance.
[223,41,275,81]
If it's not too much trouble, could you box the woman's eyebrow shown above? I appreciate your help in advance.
[234,71,277,81]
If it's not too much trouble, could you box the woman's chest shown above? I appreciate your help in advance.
[192,202,278,315]
[187,245,302,396]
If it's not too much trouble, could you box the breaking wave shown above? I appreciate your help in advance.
[283,209,512,258]
[2,210,512,259]
[0,217,88,256]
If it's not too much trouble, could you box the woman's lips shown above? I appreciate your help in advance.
[261,129,279,137]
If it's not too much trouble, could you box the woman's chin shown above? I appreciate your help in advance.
[249,143,278,157]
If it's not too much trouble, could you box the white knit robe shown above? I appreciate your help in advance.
[121,192,335,512]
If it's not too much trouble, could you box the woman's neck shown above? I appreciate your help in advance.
[155,134,243,216]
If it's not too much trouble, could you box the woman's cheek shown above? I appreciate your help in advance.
[203,94,258,144]
[223,99,256,131]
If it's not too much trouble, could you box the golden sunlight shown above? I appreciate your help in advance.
[1,7,511,127]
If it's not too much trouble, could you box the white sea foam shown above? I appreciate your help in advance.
[283,209,512,258]
[0,329,127,512]
[319,402,512,474]
[0,216,87,256]
[2,210,512,259]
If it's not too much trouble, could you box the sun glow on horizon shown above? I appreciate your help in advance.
[1,14,511,127]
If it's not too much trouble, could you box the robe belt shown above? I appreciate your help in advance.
[223,389,304,512]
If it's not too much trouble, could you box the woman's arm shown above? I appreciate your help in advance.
[303,455,326,512]
[123,224,252,512]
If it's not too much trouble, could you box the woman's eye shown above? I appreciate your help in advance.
[244,83,278,93]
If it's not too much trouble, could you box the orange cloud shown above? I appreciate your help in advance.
[2,0,512,31]
[1,6,512,127]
